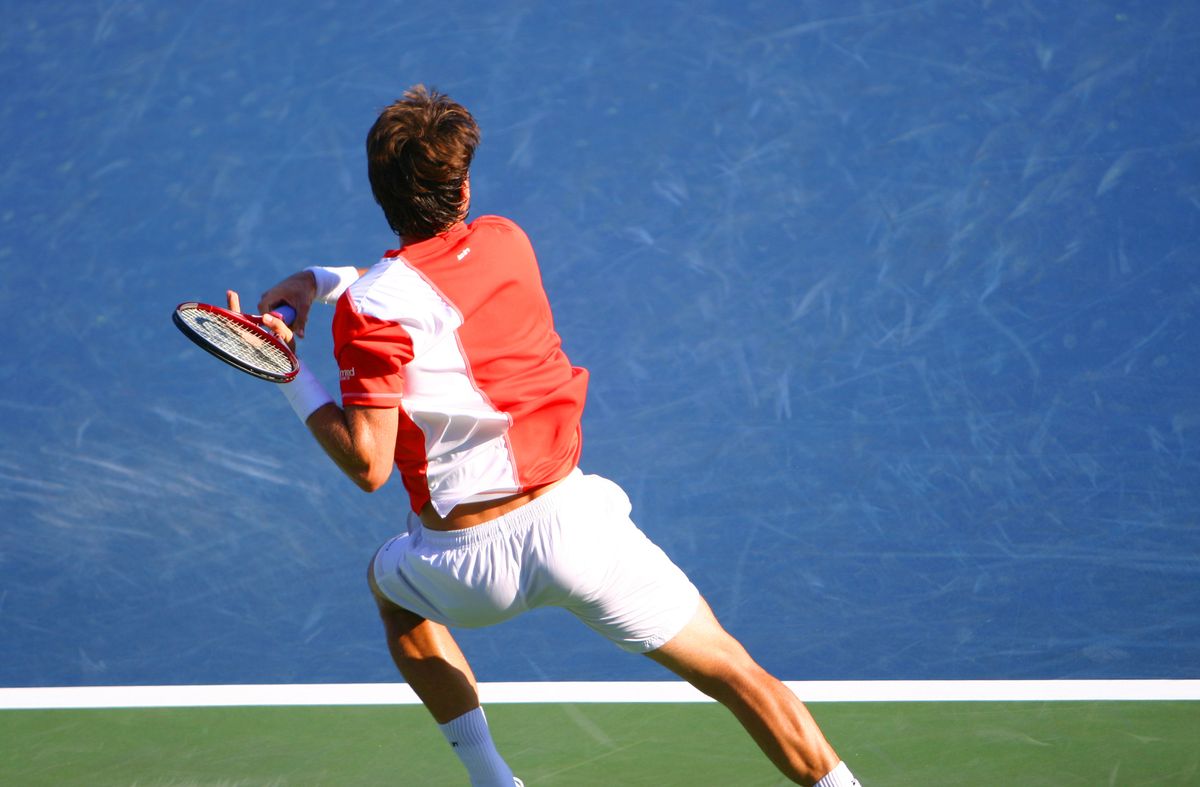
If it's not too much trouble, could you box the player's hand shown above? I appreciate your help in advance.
[257,270,318,339]
[228,289,296,351]
[260,310,296,351]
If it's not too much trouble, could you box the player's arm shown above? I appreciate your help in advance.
[257,266,362,339]
[253,304,396,493]
[304,403,397,493]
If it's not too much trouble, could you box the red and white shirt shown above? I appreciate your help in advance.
[330,216,588,515]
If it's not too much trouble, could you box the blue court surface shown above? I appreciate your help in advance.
[1,0,1197,712]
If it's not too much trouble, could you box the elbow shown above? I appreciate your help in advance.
[355,477,386,494]
[347,460,392,494]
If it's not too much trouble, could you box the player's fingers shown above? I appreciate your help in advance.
[261,312,296,349]
[269,302,309,338]
[227,290,242,313]
[292,304,311,339]
[261,312,291,339]
[257,288,292,317]
[257,275,316,339]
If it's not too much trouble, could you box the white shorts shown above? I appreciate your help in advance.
[370,470,700,653]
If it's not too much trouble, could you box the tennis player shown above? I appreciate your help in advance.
[242,85,861,787]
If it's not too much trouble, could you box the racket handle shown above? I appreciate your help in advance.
[269,304,297,326]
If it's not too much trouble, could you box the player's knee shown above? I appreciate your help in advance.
[700,632,780,700]
[663,641,761,702]
[708,656,772,703]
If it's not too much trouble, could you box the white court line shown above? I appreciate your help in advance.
[2,680,1198,710]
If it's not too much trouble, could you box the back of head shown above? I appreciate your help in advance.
[366,85,480,241]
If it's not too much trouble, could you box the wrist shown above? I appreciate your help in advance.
[305,266,360,304]
[280,360,335,423]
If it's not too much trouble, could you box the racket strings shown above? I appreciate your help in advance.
[177,308,294,375]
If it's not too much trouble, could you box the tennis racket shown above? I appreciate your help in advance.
[173,302,299,383]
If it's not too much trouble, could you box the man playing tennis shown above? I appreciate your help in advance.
[236,85,861,787]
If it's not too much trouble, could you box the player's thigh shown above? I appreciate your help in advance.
[644,597,762,695]
[367,555,477,669]
[536,476,700,653]
[367,553,438,640]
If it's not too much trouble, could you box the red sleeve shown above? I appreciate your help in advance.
[332,298,415,408]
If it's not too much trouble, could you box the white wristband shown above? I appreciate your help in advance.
[304,266,360,304]
[280,361,335,423]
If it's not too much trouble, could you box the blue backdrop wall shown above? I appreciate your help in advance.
[1,1,1197,687]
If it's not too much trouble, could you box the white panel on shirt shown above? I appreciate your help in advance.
[349,258,519,516]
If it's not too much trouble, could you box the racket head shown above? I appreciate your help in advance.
[173,301,299,383]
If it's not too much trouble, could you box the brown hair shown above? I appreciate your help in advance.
[366,85,480,240]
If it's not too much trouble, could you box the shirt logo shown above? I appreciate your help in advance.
[340,368,355,380]
[457,247,471,261]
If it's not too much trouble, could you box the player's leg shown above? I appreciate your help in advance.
[371,571,519,787]
[645,598,856,787]
[372,590,479,723]
[530,472,858,785]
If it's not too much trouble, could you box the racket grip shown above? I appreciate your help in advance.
[270,304,297,326]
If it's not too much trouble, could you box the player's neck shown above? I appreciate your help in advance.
[400,221,468,249]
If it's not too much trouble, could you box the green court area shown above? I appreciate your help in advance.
[2,701,1197,786]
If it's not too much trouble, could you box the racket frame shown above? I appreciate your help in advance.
[173,301,299,383]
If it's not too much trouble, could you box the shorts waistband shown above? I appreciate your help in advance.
[410,469,583,549]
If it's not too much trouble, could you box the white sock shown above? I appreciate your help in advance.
[814,761,861,787]
[437,707,516,787]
